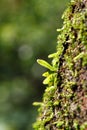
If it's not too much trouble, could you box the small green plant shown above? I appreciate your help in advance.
[33,0,87,129]
[37,59,56,71]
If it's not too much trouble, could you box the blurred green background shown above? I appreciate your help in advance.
[0,0,69,130]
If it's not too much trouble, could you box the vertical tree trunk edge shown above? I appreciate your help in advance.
[33,0,87,129]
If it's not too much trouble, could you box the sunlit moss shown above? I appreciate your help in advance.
[33,0,87,129]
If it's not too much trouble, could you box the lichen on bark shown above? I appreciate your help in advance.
[33,0,87,129]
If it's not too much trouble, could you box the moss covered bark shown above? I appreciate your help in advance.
[33,0,87,129]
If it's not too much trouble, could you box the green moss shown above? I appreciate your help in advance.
[33,0,87,129]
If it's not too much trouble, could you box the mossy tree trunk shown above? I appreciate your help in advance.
[33,0,87,129]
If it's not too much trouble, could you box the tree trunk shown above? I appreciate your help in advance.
[33,0,87,129]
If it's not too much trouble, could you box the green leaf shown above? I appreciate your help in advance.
[37,59,56,71]
[42,71,49,77]
[33,102,42,106]
[43,74,53,85]
[74,52,85,62]
[45,86,55,92]
[48,53,57,58]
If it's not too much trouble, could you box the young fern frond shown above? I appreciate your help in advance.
[33,102,43,106]
[42,71,49,77]
[37,59,56,71]
[48,52,57,58]
[43,74,53,85]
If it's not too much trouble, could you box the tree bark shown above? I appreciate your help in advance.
[33,0,87,129]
